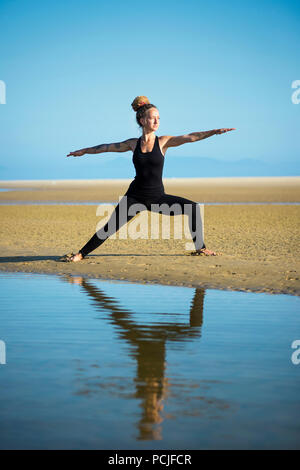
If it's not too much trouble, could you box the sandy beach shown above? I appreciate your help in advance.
[1,176,300,203]
[0,177,299,296]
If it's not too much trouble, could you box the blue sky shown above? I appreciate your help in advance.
[0,0,299,179]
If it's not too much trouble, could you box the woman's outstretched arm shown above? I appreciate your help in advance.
[67,138,136,157]
[162,128,235,149]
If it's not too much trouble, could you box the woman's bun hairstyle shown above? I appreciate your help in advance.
[131,95,150,112]
[131,95,157,128]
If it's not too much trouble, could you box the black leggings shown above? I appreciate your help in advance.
[79,192,205,257]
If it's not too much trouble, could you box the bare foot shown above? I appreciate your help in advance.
[191,248,217,256]
[71,253,84,262]
[59,252,84,262]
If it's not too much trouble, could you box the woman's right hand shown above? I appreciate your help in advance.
[67,149,86,157]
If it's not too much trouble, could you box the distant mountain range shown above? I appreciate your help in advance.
[0,157,299,180]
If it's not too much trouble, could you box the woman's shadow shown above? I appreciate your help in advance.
[0,255,60,263]
[0,253,194,263]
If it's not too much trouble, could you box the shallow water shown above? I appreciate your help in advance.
[0,271,299,449]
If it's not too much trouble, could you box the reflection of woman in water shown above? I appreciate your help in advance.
[67,276,205,441]
[61,96,235,262]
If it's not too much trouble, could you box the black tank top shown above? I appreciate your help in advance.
[126,135,165,198]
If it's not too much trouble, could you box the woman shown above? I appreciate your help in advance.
[61,95,235,262]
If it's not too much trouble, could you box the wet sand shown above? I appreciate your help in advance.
[0,177,299,296]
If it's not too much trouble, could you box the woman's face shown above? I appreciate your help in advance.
[141,108,160,131]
